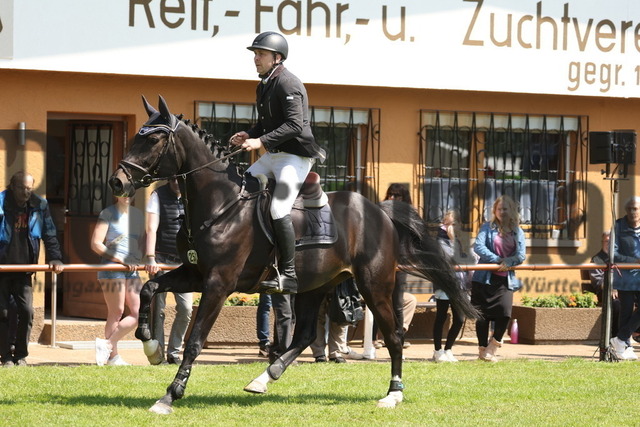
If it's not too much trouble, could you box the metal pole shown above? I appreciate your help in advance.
[600,178,618,361]
[50,272,58,348]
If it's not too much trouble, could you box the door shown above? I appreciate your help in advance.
[62,121,125,319]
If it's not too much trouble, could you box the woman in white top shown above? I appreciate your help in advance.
[90,195,145,366]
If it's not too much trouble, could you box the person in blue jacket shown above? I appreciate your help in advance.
[0,171,64,367]
[471,195,525,362]
[609,196,640,361]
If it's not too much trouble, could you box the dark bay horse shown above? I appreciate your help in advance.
[109,96,477,414]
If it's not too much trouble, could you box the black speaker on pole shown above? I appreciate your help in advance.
[613,130,636,165]
[589,131,614,164]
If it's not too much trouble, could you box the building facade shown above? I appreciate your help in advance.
[1,1,639,320]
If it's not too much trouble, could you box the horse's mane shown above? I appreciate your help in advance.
[174,114,245,179]
[176,115,236,160]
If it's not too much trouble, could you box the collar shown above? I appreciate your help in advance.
[259,63,283,83]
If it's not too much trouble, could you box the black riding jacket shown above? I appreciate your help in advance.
[248,65,326,161]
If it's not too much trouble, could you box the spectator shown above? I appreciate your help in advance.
[256,293,272,357]
[230,31,325,294]
[373,184,418,349]
[144,178,192,365]
[311,281,364,363]
[90,195,144,366]
[609,196,640,360]
[269,294,295,363]
[588,231,620,337]
[0,171,64,367]
[433,209,466,363]
[471,195,526,362]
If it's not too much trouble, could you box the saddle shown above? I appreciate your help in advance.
[249,171,338,247]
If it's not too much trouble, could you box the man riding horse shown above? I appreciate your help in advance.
[230,31,326,295]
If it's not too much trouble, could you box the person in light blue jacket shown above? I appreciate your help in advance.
[471,195,526,362]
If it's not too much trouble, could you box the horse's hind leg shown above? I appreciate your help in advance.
[356,269,405,408]
[244,288,326,394]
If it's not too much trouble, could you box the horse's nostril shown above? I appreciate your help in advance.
[109,177,122,193]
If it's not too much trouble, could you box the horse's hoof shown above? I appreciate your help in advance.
[149,400,173,415]
[243,380,268,394]
[143,340,164,365]
[377,391,403,408]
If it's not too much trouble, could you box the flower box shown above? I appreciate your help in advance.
[186,305,268,347]
[511,305,602,344]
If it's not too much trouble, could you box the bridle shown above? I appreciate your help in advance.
[117,122,245,189]
[116,120,248,264]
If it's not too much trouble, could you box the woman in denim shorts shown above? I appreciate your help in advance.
[90,196,145,366]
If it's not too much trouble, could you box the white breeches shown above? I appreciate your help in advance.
[247,151,314,219]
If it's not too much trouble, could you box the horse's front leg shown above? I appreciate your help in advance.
[244,289,324,394]
[149,277,229,415]
[136,265,200,365]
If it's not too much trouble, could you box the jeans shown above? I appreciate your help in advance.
[617,290,640,343]
[257,293,272,346]
[0,274,32,363]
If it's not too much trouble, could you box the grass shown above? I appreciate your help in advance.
[1,359,639,426]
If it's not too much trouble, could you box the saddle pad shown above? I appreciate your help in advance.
[295,204,338,248]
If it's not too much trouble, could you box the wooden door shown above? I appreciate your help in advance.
[62,121,124,319]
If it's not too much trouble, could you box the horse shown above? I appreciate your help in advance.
[109,96,477,414]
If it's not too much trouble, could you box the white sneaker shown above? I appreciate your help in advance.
[343,348,364,360]
[433,349,449,363]
[95,338,112,366]
[107,355,130,366]
[621,346,638,361]
[610,337,627,359]
[444,349,459,362]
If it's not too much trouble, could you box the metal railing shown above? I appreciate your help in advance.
[3,262,634,350]
[1,264,175,348]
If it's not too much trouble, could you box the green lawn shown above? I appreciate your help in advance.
[0,359,637,426]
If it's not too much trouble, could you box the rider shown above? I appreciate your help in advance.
[231,31,325,295]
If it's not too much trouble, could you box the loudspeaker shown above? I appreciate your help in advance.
[589,131,614,164]
[613,130,636,165]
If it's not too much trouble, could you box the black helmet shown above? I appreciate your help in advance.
[247,31,288,60]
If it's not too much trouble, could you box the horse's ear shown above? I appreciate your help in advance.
[158,95,172,120]
[141,95,157,117]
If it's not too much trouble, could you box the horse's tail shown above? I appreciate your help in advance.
[379,200,479,320]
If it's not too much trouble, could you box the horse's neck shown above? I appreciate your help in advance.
[181,154,244,221]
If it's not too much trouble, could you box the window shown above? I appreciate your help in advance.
[195,101,381,198]
[419,110,588,240]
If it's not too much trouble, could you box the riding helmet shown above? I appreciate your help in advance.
[247,31,289,60]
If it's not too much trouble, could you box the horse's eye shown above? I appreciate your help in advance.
[148,134,161,144]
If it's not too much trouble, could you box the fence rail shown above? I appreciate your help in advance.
[4,262,635,348]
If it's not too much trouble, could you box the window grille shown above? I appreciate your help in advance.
[68,123,113,215]
[419,110,588,240]
[195,101,381,198]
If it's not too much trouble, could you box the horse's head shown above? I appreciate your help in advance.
[110,95,186,196]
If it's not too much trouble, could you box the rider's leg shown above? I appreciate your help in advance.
[259,154,313,294]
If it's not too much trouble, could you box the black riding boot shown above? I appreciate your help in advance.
[260,215,298,294]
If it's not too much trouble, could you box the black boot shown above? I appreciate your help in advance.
[259,215,298,294]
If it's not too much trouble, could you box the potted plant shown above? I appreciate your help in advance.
[512,292,602,344]
[187,293,263,346]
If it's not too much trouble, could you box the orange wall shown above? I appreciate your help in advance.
[1,68,639,303]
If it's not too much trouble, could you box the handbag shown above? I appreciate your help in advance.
[328,278,364,326]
